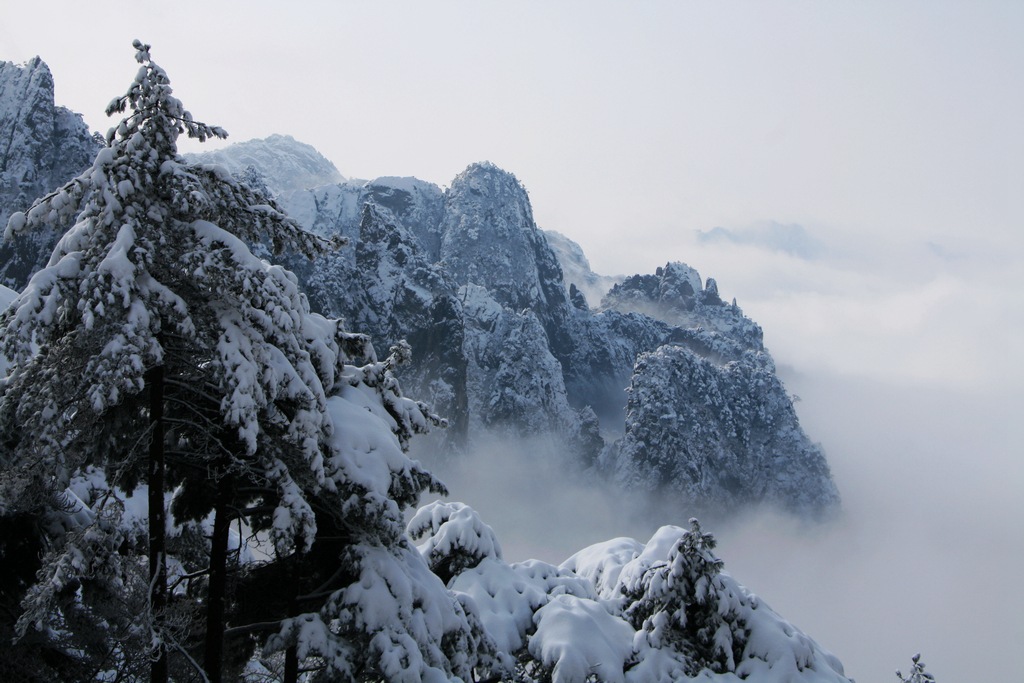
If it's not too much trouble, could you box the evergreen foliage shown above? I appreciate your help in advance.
[620,519,745,676]
[608,343,839,516]
[897,653,937,683]
[0,41,492,682]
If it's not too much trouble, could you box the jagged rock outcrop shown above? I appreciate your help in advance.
[580,263,841,515]
[0,57,101,288]
[544,229,622,307]
[601,261,763,358]
[440,163,571,319]
[604,345,839,516]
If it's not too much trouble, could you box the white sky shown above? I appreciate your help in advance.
[4,3,1023,681]
[4,2,1022,275]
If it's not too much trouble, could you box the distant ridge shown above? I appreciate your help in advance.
[185,133,344,193]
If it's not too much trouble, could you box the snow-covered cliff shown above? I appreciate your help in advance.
[265,151,838,515]
[0,57,101,288]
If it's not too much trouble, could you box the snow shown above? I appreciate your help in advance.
[96,222,138,285]
[0,284,15,374]
[408,501,503,570]
[4,211,26,237]
[451,557,569,654]
[325,388,408,496]
[560,536,644,599]
[530,594,635,683]
[445,549,599,661]
[368,176,432,194]
[615,524,690,594]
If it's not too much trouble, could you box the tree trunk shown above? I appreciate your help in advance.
[204,472,233,683]
[284,554,301,683]
[146,364,168,683]
[284,643,299,683]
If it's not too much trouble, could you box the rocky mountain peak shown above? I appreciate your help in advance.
[601,261,764,358]
[185,134,344,194]
[455,161,526,200]
[442,162,535,243]
[0,56,101,288]
[602,261,705,314]
[440,162,568,316]
[0,56,99,210]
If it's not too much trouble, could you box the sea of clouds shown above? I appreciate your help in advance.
[418,221,1023,683]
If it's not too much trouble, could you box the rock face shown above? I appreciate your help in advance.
[0,57,101,288]
[606,345,840,515]
[601,262,764,361]
[0,100,841,516]
[278,167,591,452]
[440,163,569,318]
[270,157,837,516]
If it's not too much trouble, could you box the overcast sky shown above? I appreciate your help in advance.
[3,3,1023,681]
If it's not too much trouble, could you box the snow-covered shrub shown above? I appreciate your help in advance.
[527,594,634,683]
[561,523,853,683]
[408,501,503,584]
[265,542,505,683]
[618,519,745,676]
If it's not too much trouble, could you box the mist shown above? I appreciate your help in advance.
[412,435,658,567]
[412,223,1023,683]
[715,370,1024,683]
[718,225,1024,682]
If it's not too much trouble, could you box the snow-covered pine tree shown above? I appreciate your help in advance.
[620,518,747,676]
[408,500,504,585]
[0,41,493,683]
[246,338,508,683]
[0,39,340,681]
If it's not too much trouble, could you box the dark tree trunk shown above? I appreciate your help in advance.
[284,643,299,683]
[146,364,168,683]
[283,553,300,683]
[203,472,233,683]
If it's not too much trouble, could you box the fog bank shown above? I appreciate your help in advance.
[415,222,1023,682]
